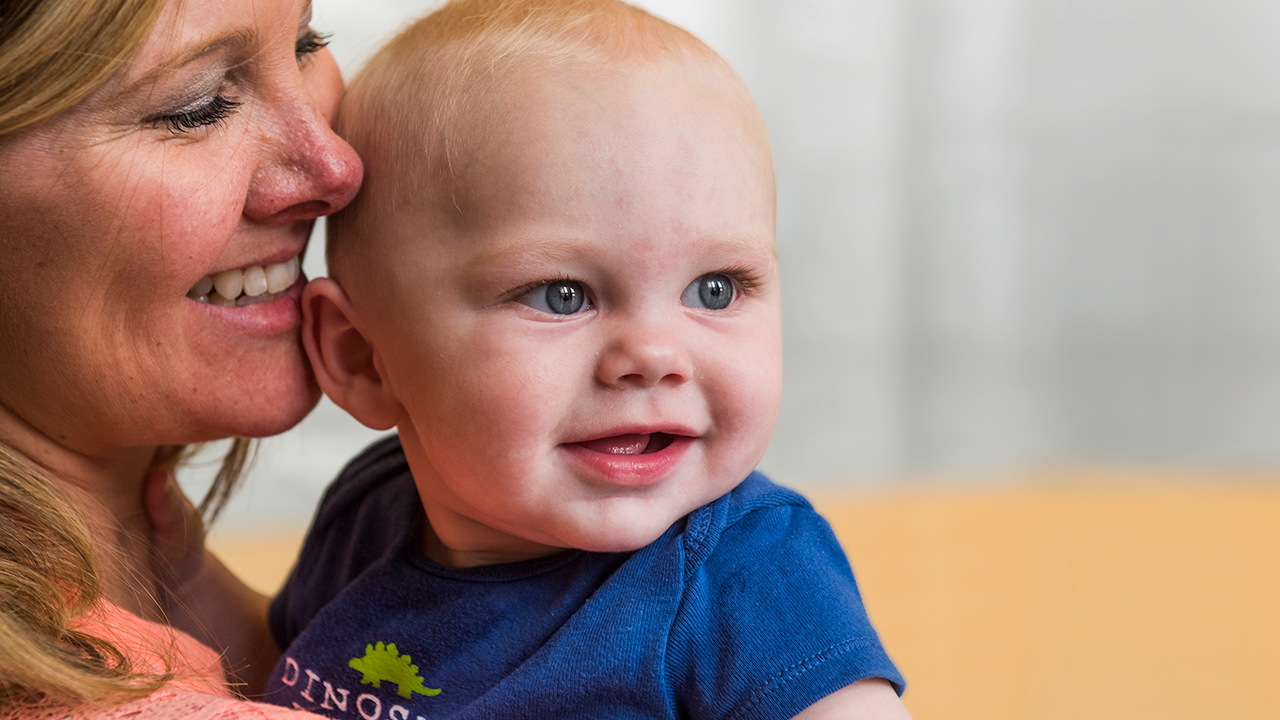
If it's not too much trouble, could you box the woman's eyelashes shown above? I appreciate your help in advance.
[295,29,331,59]
[147,94,241,135]
[146,27,329,135]
[517,280,592,316]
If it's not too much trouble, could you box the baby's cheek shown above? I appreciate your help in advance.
[715,363,781,464]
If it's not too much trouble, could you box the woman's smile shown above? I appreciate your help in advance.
[188,255,301,307]
[0,0,361,453]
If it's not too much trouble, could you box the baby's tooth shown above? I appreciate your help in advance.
[213,269,243,299]
[188,276,214,299]
[265,258,296,293]
[242,266,268,297]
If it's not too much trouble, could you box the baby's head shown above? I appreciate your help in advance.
[305,0,781,568]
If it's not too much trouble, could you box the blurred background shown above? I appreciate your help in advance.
[189,0,1280,527]
[188,1,1280,717]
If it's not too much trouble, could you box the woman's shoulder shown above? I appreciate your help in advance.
[73,602,228,698]
[9,602,324,720]
[7,690,325,720]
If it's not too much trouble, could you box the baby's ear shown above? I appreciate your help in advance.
[302,278,402,431]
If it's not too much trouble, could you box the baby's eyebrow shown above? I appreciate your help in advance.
[711,233,779,261]
[461,238,591,277]
[462,233,777,280]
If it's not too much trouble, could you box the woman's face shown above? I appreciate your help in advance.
[0,0,361,458]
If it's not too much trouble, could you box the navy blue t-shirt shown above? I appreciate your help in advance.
[266,437,902,720]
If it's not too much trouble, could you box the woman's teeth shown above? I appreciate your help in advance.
[187,256,300,306]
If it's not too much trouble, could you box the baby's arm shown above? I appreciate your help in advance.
[144,468,281,697]
[793,679,912,719]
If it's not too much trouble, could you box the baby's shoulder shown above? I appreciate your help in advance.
[664,474,907,712]
[681,471,826,570]
[714,471,813,521]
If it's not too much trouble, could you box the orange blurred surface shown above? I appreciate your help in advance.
[214,470,1280,719]
[208,530,303,597]
[815,471,1280,719]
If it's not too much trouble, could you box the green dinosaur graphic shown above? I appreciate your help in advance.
[348,642,442,700]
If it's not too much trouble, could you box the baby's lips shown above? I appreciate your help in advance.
[573,433,680,455]
[576,434,651,455]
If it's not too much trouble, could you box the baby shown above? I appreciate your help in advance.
[264,1,907,717]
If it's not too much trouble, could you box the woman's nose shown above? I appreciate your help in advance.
[243,90,363,225]
[595,317,694,388]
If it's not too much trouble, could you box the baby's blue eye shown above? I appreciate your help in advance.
[682,274,734,310]
[518,280,590,315]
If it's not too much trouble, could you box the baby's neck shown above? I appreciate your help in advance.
[417,516,564,569]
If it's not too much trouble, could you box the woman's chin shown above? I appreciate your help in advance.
[179,378,321,443]
[242,384,321,438]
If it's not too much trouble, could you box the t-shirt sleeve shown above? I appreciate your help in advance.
[667,495,904,720]
[268,435,420,651]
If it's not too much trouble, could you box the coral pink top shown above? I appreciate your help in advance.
[10,602,320,720]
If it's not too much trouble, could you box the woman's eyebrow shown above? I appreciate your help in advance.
[120,28,257,96]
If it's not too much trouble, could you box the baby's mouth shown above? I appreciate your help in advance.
[576,433,676,455]
[187,256,300,307]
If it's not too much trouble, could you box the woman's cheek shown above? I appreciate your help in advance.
[156,155,252,268]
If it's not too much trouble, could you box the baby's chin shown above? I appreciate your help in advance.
[547,505,694,554]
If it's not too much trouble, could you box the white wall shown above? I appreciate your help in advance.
[189,0,1280,528]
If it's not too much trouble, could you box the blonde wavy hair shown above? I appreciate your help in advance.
[0,445,168,709]
[0,0,255,709]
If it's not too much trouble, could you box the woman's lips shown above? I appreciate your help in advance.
[188,274,305,335]
[562,433,692,486]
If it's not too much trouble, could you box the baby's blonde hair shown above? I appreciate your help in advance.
[327,0,742,282]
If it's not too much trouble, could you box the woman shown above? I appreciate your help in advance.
[0,0,360,714]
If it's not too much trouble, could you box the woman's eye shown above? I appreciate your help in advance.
[296,29,331,59]
[682,273,735,310]
[517,280,591,315]
[148,95,242,135]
